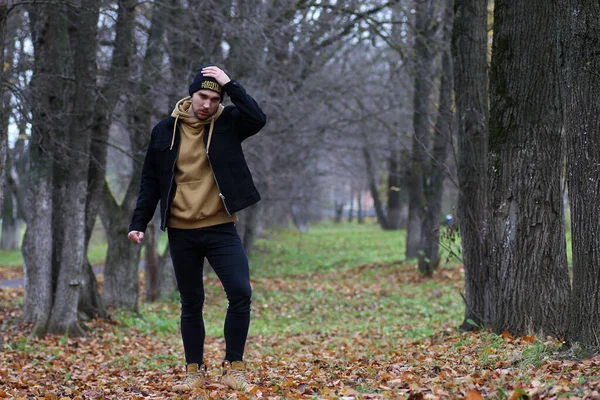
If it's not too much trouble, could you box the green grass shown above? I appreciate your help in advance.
[3,220,589,398]
[0,219,574,269]
[123,221,465,346]
[0,249,24,267]
[249,221,407,277]
[0,221,169,268]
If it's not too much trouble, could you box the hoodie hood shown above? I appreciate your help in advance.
[169,96,224,150]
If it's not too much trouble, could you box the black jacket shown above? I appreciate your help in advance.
[129,80,266,232]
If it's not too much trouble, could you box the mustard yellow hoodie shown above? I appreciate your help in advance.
[167,97,237,229]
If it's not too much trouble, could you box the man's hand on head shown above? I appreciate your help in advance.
[127,231,144,244]
[202,66,231,87]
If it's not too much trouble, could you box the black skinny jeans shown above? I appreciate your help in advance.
[168,223,251,364]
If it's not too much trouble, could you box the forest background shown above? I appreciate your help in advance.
[1,0,600,398]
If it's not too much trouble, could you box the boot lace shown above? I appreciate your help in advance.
[230,369,250,387]
[181,373,200,386]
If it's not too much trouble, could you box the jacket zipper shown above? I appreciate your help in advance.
[163,131,181,229]
[206,148,231,216]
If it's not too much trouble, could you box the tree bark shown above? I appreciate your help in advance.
[347,193,354,223]
[22,4,63,336]
[386,149,402,229]
[560,1,600,348]
[486,0,570,337]
[135,1,166,302]
[363,148,389,229]
[418,0,454,276]
[357,190,364,224]
[452,0,490,330]
[241,203,261,257]
[1,1,22,252]
[406,0,437,258]
[81,0,138,318]
[144,220,160,302]
[101,182,142,311]
[46,0,99,336]
[0,4,8,232]
[158,243,176,298]
[1,190,19,250]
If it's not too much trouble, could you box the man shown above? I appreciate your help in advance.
[127,65,266,393]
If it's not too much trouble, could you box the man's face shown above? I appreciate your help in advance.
[191,89,221,120]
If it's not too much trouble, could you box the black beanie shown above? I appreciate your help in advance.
[188,66,223,98]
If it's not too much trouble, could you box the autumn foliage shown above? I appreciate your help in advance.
[1,225,599,399]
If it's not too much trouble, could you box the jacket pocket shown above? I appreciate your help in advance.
[153,141,172,172]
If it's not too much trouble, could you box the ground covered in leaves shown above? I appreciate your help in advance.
[1,223,599,399]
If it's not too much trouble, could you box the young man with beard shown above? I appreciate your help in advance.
[127,65,266,393]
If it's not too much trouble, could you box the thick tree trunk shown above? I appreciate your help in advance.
[78,259,106,319]
[486,0,570,337]
[452,0,490,330]
[560,1,600,348]
[407,0,437,258]
[23,4,65,336]
[418,3,454,276]
[135,2,167,303]
[101,183,142,311]
[46,0,99,336]
[48,169,87,336]
[81,0,137,318]
[22,151,54,336]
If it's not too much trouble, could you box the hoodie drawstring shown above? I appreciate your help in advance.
[206,116,215,155]
[170,114,179,150]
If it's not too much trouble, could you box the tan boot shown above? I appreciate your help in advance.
[172,363,206,392]
[220,360,254,391]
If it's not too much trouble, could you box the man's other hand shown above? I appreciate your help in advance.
[127,231,144,244]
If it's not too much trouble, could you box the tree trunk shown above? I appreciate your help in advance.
[347,193,354,223]
[46,0,99,336]
[81,0,137,318]
[166,0,224,107]
[1,193,19,250]
[241,203,261,257]
[418,1,454,276]
[158,243,176,298]
[486,0,570,337]
[22,4,66,336]
[357,190,364,224]
[0,4,8,232]
[78,258,106,319]
[386,149,402,229]
[101,183,142,311]
[452,0,490,330]
[144,220,160,302]
[138,1,167,303]
[363,148,388,229]
[560,0,600,348]
[334,201,344,224]
[407,0,437,258]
